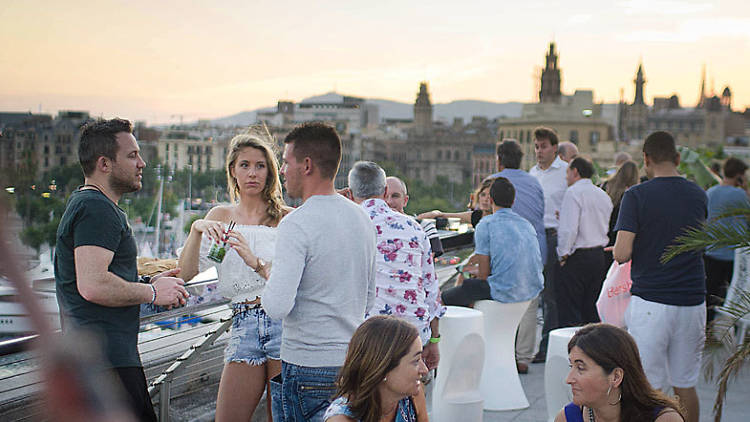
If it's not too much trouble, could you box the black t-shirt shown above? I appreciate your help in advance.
[614,177,707,306]
[54,189,141,368]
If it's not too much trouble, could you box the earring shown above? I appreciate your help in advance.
[383,377,387,383]
[607,385,622,406]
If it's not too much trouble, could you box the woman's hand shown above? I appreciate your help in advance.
[225,231,256,267]
[417,210,442,219]
[191,219,225,242]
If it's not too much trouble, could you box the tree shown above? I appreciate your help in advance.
[662,207,750,421]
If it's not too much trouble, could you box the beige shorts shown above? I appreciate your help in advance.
[626,295,706,389]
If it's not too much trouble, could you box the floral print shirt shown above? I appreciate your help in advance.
[362,199,446,344]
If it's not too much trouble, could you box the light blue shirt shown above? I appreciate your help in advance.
[706,184,749,261]
[474,208,543,303]
[489,169,547,264]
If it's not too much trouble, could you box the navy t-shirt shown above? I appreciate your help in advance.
[614,177,707,306]
[54,189,141,368]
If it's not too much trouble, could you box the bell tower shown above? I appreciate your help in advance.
[539,42,562,103]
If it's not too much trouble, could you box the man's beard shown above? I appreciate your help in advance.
[109,171,141,195]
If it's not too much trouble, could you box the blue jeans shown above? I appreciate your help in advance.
[271,361,340,422]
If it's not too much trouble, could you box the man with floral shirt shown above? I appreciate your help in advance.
[348,161,446,370]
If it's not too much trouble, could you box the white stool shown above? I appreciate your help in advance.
[475,299,532,411]
[432,306,485,422]
[544,327,580,421]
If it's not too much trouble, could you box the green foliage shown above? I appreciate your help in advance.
[184,212,205,234]
[663,205,750,421]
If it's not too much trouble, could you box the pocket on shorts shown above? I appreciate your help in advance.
[297,381,337,419]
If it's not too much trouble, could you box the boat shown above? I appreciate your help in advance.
[0,284,60,335]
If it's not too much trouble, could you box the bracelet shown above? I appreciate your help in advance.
[149,283,157,305]
[429,335,441,344]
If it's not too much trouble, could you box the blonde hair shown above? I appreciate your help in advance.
[606,160,640,207]
[225,126,285,225]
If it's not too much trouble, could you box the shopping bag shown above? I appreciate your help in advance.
[596,261,632,328]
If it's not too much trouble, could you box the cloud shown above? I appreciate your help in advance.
[620,17,750,42]
[618,0,714,15]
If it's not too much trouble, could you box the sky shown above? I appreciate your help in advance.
[1,0,748,125]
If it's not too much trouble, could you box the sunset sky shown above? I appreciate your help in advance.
[1,0,748,124]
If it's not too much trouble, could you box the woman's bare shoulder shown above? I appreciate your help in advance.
[554,408,568,422]
[325,416,356,422]
[655,408,684,422]
[205,205,234,221]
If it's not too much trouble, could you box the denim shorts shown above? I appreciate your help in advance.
[225,303,282,365]
[270,361,340,422]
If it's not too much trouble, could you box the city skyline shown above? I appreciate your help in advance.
[1,0,748,125]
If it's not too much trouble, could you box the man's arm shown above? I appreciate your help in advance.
[262,220,306,319]
[476,254,491,280]
[420,231,444,370]
[613,231,635,264]
[76,246,188,307]
[556,192,580,261]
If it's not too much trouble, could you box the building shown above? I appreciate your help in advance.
[0,111,91,180]
[620,64,747,148]
[157,126,234,173]
[362,82,496,187]
[257,96,379,135]
[496,43,618,168]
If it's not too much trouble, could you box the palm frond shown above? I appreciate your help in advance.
[661,207,750,264]
[705,289,750,421]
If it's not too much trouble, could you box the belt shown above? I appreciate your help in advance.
[545,228,557,235]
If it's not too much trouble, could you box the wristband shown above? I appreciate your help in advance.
[149,283,157,305]
[429,335,441,344]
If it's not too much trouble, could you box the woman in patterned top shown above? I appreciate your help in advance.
[324,316,428,422]
[178,128,289,421]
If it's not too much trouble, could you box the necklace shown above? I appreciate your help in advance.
[80,184,104,194]
[589,407,595,422]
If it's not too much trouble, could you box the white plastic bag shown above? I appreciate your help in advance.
[596,261,632,328]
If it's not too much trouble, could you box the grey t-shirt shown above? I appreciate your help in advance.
[54,189,141,368]
[262,194,376,367]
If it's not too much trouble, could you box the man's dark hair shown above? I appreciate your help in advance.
[643,131,679,164]
[490,177,515,208]
[284,122,342,179]
[569,156,595,179]
[78,118,133,176]
[496,139,523,169]
[724,157,748,179]
[533,126,559,146]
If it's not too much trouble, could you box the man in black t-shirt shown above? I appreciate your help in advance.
[55,118,189,421]
[613,131,706,422]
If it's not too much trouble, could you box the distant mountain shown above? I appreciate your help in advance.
[209,92,524,127]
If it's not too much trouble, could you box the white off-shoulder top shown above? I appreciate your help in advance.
[198,223,277,304]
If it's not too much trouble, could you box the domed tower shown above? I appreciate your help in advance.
[414,82,433,136]
[721,86,732,109]
[539,42,562,104]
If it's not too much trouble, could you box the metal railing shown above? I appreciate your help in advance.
[0,233,475,420]
[0,276,232,421]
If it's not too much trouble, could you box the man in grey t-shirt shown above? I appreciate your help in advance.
[262,122,376,422]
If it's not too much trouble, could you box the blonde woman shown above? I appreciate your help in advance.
[605,160,640,247]
[178,128,289,421]
[418,177,494,228]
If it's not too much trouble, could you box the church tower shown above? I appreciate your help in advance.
[414,82,433,136]
[697,65,706,108]
[721,86,732,110]
[624,63,648,141]
[633,63,646,105]
[539,42,562,103]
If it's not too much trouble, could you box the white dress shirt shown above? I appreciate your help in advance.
[556,178,613,258]
[530,156,569,229]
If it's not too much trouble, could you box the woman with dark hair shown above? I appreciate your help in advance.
[418,177,494,228]
[605,160,640,247]
[178,127,290,421]
[324,316,429,422]
[556,323,684,422]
